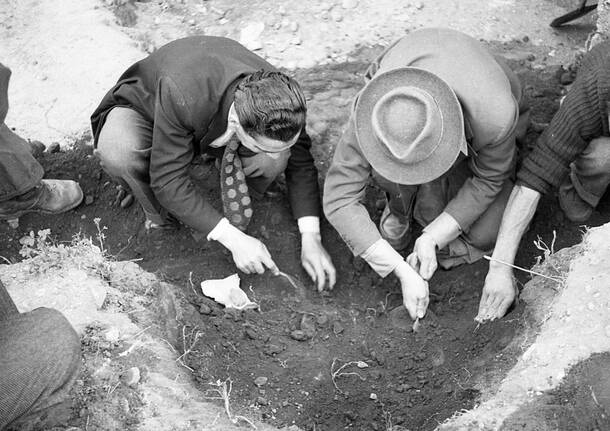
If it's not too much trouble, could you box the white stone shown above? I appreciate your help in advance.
[239,22,265,51]
[342,0,358,9]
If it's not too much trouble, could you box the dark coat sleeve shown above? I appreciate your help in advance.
[149,76,223,235]
[284,128,321,219]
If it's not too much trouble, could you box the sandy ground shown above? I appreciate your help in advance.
[0,0,595,144]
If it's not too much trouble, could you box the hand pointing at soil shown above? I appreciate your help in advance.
[394,261,429,320]
[213,221,279,275]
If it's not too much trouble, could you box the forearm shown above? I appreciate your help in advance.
[489,184,541,269]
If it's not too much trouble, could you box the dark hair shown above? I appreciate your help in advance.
[234,70,306,142]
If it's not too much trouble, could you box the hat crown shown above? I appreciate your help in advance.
[371,86,442,165]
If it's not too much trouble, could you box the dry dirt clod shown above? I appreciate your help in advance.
[290,329,311,341]
[254,376,268,387]
[121,367,141,388]
[332,321,344,335]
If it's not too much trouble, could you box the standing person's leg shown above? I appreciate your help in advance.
[559,137,610,222]
[95,107,167,227]
[371,171,418,250]
[0,281,81,430]
[0,123,83,219]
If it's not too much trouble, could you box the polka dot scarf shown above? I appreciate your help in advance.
[220,137,253,231]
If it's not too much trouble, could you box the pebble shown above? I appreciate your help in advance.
[239,22,265,51]
[264,343,283,355]
[199,303,212,315]
[316,314,329,326]
[121,367,141,388]
[29,140,46,157]
[257,396,269,406]
[288,21,299,32]
[290,329,311,341]
[85,195,95,205]
[48,142,61,153]
[104,327,121,343]
[120,194,134,208]
[331,10,343,21]
[332,321,344,335]
[245,327,258,339]
[369,393,378,400]
[254,376,268,387]
[342,0,358,9]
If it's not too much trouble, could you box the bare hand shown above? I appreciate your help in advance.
[224,231,279,275]
[406,232,438,280]
[394,261,429,320]
[301,232,336,291]
[475,268,518,322]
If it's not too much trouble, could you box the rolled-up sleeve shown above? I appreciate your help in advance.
[323,116,382,255]
[149,77,223,235]
[444,131,516,232]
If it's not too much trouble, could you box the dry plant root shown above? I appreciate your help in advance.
[205,378,257,429]
[330,358,369,394]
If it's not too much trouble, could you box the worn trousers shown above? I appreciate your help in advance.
[0,281,80,430]
[0,123,44,202]
[95,106,289,224]
[374,156,514,269]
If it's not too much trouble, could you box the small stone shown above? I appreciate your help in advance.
[282,400,289,407]
[523,35,530,43]
[48,142,61,153]
[316,314,329,326]
[331,10,343,21]
[290,329,310,341]
[560,72,574,85]
[369,393,378,400]
[256,396,269,406]
[188,19,196,26]
[263,343,283,355]
[245,327,258,339]
[104,327,121,343]
[199,303,212,315]
[342,0,358,9]
[288,21,299,32]
[120,194,134,209]
[7,218,19,229]
[254,376,268,387]
[121,367,141,388]
[415,2,424,9]
[270,213,282,226]
[85,195,95,205]
[29,140,46,157]
[332,321,344,335]
[240,22,265,51]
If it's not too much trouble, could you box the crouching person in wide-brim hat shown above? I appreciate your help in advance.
[323,28,529,320]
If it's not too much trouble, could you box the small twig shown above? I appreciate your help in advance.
[188,272,197,295]
[483,255,564,283]
[0,255,11,264]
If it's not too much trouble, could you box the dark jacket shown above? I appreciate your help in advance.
[91,36,319,235]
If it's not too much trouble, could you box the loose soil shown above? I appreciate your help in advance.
[2,48,610,430]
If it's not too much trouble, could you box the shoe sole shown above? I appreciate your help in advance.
[0,190,84,220]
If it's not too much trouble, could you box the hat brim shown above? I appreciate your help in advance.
[355,67,464,185]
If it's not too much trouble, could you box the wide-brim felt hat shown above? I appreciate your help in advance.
[355,67,466,185]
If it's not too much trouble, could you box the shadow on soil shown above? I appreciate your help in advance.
[1,48,609,430]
